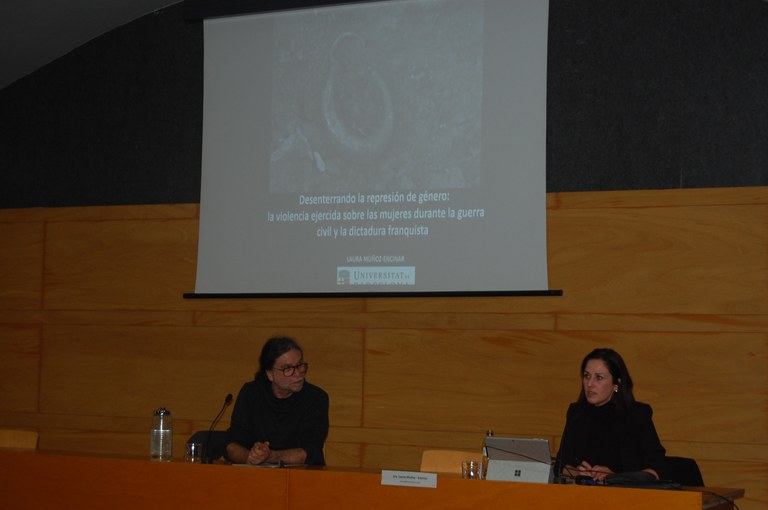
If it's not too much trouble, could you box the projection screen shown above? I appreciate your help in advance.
[192,0,552,296]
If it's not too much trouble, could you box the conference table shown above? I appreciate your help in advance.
[0,449,743,509]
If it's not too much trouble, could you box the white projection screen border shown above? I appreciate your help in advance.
[188,0,560,298]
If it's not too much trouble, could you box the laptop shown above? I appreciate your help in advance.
[483,437,554,484]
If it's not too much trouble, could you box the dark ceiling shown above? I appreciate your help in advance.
[0,0,179,90]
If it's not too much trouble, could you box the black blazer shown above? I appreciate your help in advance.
[556,400,666,475]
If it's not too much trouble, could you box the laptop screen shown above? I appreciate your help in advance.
[483,437,552,464]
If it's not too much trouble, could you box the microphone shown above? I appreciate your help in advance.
[205,393,233,463]
[553,448,565,484]
[554,407,580,483]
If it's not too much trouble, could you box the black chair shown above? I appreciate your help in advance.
[187,430,229,464]
[662,456,704,487]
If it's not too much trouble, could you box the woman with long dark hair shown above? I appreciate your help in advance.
[555,348,666,482]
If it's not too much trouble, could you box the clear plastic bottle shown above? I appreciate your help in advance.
[150,407,173,461]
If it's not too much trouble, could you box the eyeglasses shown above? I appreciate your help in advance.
[272,362,308,377]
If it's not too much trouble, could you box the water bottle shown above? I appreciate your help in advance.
[150,407,173,461]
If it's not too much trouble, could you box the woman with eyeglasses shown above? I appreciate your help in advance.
[226,336,329,465]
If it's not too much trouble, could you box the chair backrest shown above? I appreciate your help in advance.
[663,456,704,487]
[419,449,483,474]
[187,430,229,464]
[0,429,38,449]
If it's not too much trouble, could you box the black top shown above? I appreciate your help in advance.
[226,377,329,465]
[555,400,666,476]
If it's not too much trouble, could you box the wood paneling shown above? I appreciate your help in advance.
[548,204,766,314]
[364,330,574,434]
[0,325,40,413]
[44,217,199,310]
[0,221,43,309]
[40,325,363,425]
[0,187,765,509]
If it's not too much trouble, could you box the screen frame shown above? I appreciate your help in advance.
[185,0,560,299]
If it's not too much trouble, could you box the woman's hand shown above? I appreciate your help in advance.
[577,460,614,482]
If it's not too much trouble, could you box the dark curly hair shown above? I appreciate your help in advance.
[255,336,303,381]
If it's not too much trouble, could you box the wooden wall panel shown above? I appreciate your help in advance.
[548,204,767,314]
[706,460,768,510]
[192,296,368,314]
[0,326,40,413]
[40,325,363,424]
[0,187,764,509]
[0,221,43,309]
[41,325,254,418]
[364,329,767,442]
[364,330,578,435]
[324,441,361,468]
[196,309,555,331]
[44,218,199,310]
[362,444,421,471]
[557,313,768,333]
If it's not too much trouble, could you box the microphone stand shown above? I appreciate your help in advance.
[205,393,233,463]
[554,408,579,484]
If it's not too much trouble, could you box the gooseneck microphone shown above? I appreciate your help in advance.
[205,393,233,463]
[554,407,580,483]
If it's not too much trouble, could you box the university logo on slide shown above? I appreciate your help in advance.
[337,267,415,286]
[337,269,351,285]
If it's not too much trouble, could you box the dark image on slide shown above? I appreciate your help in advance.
[268,0,484,195]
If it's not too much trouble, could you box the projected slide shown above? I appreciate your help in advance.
[195,0,550,294]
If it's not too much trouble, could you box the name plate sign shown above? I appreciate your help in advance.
[381,470,438,488]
